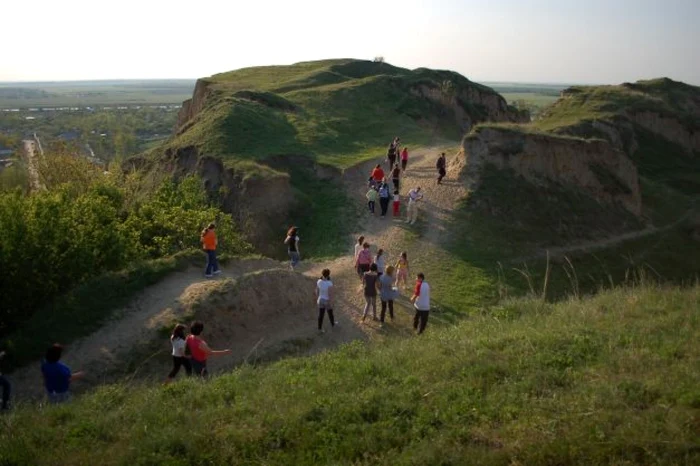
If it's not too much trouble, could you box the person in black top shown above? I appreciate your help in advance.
[391,163,401,191]
[436,152,447,184]
[387,137,399,168]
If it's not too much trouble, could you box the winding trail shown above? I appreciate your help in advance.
[10,144,466,401]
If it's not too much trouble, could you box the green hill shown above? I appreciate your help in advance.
[165,58,526,168]
[3,284,698,466]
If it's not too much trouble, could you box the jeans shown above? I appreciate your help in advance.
[205,249,219,275]
[362,295,377,320]
[168,356,192,379]
[0,375,10,409]
[413,309,429,334]
[379,197,390,216]
[380,300,394,322]
[289,251,300,268]
[368,200,375,213]
[318,303,336,330]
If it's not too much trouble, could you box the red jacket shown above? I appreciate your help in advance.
[371,167,385,182]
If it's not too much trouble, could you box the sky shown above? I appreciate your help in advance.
[2,0,700,85]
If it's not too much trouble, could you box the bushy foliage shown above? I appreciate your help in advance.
[0,159,250,335]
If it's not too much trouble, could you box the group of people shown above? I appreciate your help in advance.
[351,236,431,333]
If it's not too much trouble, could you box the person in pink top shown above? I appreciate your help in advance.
[400,147,409,172]
[355,242,372,281]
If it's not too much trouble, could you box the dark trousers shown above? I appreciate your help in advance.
[0,375,10,409]
[380,300,394,322]
[388,155,396,168]
[318,307,335,329]
[437,168,446,183]
[168,356,192,379]
[205,250,219,275]
[192,359,208,378]
[392,178,400,191]
[379,197,390,216]
[413,310,429,334]
[368,200,375,213]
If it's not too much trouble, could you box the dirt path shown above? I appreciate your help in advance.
[21,139,42,192]
[301,143,466,335]
[10,144,465,401]
[508,204,697,264]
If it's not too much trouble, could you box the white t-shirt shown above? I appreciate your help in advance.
[317,278,333,302]
[354,243,362,260]
[408,189,423,204]
[414,281,431,311]
[393,194,400,202]
[172,337,186,357]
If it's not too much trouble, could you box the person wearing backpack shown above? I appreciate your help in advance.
[378,180,391,217]
[366,185,378,214]
[201,223,220,278]
[436,152,447,184]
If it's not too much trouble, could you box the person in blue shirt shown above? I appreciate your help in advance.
[41,344,85,403]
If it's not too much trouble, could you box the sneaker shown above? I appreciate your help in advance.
[213,270,222,275]
[205,274,213,278]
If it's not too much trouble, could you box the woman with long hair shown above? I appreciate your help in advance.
[284,226,300,270]
[165,323,192,383]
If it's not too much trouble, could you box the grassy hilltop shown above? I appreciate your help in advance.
[164,59,522,168]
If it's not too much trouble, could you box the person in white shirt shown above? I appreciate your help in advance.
[410,272,431,334]
[405,186,423,225]
[165,323,192,383]
[315,269,336,332]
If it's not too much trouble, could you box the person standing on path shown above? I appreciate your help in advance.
[379,265,398,326]
[395,251,410,289]
[370,164,385,189]
[406,187,424,225]
[361,263,380,322]
[284,226,301,270]
[41,344,85,403]
[391,163,401,191]
[201,223,220,278]
[410,273,431,334]
[0,351,10,410]
[315,268,336,332]
[400,147,409,172]
[374,248,386,277]
[354,236,365,266]
[356,242,372,280]
[186,321,232,377]
[378,180,391,217]
[392,189,401,217]
[387,137,399,168]
[436,152,447,184]
[366,186,378,214]
[165,324,192,383]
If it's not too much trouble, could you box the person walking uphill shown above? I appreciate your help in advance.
[356,242,372,280]
[410,273,431,334]
[366,186,378,214]
[406,186,424,225]
[41,344,85,403]
[186,321,231,377]
[378,180,391,217]
[284,226,300,270]
[370,164,385,188]
[387,137,399,168]
[400,147,409,171]
[201,223,220,278]
[436,152,447,184]
[362,263,380,322]
[391,163,401,191]
[315,269,336,332]
[379,265,398,326]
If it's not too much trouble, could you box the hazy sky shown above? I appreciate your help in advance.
[3,0,699,84]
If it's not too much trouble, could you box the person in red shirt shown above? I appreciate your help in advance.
[201,223,220,278]
[369,164,385,188]
[186,321,231,377]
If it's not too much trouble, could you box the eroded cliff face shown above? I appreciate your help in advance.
[128,147,295,256]
[628,111,700,153]
[463,128,642,216]
[410,85,529,132]
[176,79,214,133]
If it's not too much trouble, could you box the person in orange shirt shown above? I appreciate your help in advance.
[201,222,220,278]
